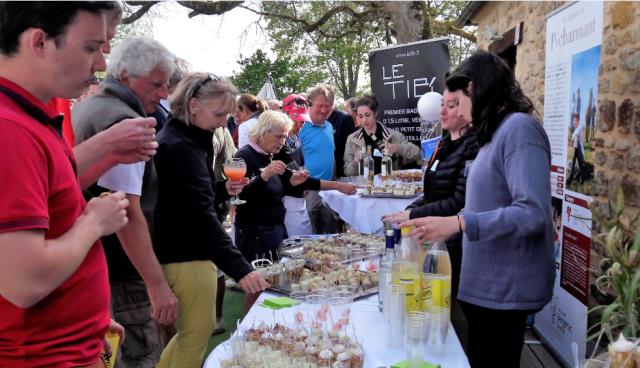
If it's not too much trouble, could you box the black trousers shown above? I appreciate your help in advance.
[459,301,533,368]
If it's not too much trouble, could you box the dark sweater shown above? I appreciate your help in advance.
[407,131,479,219]
[234,144,321,228]
[328,109,356,178]
[153,118,253,282]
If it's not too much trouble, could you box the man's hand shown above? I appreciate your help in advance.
[102,318,125,357]
[290,170,310,186]
[225,177,249,196]
[383,210,411,224]
[147,282,179,326]
[83,192,130,237]
[260,160,286,181]
[237,271,269,294]
[399,216,460,243]
[106,117,158,164]
[336,182,357,195]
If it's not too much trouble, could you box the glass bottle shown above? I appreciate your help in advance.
[378,227,396,312]
[381,147,393,186]
[363,145,375,186]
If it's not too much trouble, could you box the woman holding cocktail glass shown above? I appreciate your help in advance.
[400,51,554,367]
[154,73,268,368]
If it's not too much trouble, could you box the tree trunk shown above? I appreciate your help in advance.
[382,1,424,44]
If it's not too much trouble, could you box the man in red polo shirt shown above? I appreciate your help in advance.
[0,3,131,367]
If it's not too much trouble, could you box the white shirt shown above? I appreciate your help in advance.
[237,116,259,148]
[571,124,584,153]
[97,162,145,195]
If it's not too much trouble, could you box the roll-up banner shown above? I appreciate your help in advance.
[535,2,603,366]
[368,38,450,146]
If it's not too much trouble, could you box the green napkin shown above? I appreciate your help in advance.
[391,360,441,368]
[261,297,294,309]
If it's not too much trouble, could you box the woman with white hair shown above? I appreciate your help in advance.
[234,110,356,308]
[154,73,268,368]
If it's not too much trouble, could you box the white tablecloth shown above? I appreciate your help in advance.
[204,291,469,368]
[319,190,419,234]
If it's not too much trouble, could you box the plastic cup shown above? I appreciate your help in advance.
[405,311,431,368]
[428,306,449,355]
[385,284,406,348]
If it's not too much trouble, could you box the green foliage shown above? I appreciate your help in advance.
[588,189,640,340]
[260,1,475,98]
[261,1,387,99]
[230,49,327,98]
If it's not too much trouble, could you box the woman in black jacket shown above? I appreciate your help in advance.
[153,73,268,368]
[234,110,356,262]
[384,89,479,301]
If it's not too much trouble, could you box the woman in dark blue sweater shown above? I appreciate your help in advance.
[401,51,554,367]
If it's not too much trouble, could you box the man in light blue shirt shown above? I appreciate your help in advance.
[300,84,340,233]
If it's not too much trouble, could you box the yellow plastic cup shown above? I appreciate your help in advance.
[100,331,120,368]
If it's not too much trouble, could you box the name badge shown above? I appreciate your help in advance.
[430,160,439,172]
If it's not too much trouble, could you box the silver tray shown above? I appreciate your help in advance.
[360,193,418,199]
[268,273,379,300]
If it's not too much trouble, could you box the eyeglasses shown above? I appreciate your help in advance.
[191,73,223,98]
[285,98,307,108]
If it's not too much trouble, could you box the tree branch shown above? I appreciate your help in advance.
[432,19,477,42]
[122,1,159,24]
[239,3,378,38]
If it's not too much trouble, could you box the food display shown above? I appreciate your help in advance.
[608,334,638,368]
[360,183,420,197]
[290,265,378,294]
[392,169,423,183]
[220,322,364,368]
[253,233,384,298]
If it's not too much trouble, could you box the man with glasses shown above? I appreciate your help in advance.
[72,36,178,368]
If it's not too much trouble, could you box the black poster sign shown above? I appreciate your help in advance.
[368,38,450,144]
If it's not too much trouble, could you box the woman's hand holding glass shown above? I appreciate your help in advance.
[399,215,461,243]
[224,158,247,205]
[225,177,248,196]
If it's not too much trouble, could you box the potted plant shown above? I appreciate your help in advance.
[589,189,640,342]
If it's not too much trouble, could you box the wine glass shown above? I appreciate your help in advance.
[224,158,247,205]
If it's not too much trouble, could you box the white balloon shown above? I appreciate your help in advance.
[417,92,442,122]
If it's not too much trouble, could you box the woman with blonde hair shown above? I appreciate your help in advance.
[154,73,268,368]
[233,93,267,148]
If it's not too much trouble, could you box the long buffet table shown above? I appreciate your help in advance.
[319,190,419,234]
[204,291,470,368]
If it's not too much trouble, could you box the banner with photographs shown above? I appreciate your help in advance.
[534,2,603,365]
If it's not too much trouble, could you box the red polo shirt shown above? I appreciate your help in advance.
[0,77,110,367]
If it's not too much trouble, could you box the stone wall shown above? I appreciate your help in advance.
[469,1,640,307]
[592,2,640,214]
[470,1,565,114]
